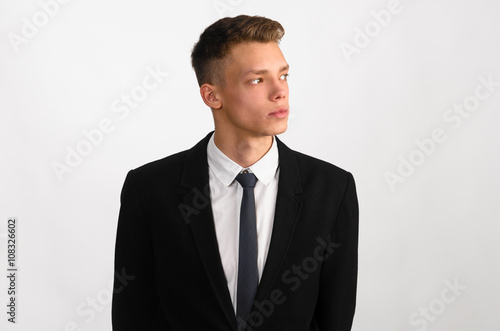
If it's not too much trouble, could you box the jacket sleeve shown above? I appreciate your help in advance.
[314,172,359,330]
[111,170,161,330]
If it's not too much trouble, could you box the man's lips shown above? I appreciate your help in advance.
[268,107,289,118]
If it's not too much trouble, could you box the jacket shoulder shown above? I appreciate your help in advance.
[293,149,350,177]
[122,132,213,192]
[276,136,351,179]
[283,145,355,193]
[126,149,189,187]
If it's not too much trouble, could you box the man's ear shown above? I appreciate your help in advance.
[200,83,222,110]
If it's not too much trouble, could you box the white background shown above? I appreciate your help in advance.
[1,0,499,330]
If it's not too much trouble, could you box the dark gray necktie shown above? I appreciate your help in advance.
[235,171,258,330]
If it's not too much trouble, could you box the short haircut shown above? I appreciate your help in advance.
[191,15,285,87]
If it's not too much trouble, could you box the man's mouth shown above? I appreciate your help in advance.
[268,107,289,118]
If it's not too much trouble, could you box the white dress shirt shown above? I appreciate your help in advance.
[207,134,280,312]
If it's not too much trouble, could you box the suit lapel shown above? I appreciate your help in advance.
[255,136,303,302]
[178,132,237,330]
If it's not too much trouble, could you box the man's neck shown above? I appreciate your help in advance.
[213,130,273,168]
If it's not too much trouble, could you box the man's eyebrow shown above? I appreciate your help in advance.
[243,64,289,76]
[280,64,290,72]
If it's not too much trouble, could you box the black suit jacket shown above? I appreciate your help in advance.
[112,132,358,331]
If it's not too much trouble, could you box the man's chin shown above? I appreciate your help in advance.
[272,122,288,135]
[256,124,287,138]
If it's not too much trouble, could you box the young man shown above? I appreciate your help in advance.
[112,15,358,331]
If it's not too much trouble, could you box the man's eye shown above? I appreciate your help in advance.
[280,74,289,81]
[250,78,263,84]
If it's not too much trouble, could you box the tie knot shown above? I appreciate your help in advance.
[235,172,257,188]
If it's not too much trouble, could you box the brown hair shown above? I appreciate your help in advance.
[191,15,285,87]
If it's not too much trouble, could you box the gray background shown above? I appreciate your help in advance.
[1,0,499,330]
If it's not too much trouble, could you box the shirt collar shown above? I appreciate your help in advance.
[207,134,279,187]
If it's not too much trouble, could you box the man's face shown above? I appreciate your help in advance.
[214,41,289,138]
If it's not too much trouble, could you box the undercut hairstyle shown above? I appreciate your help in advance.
[191,15,285,87]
